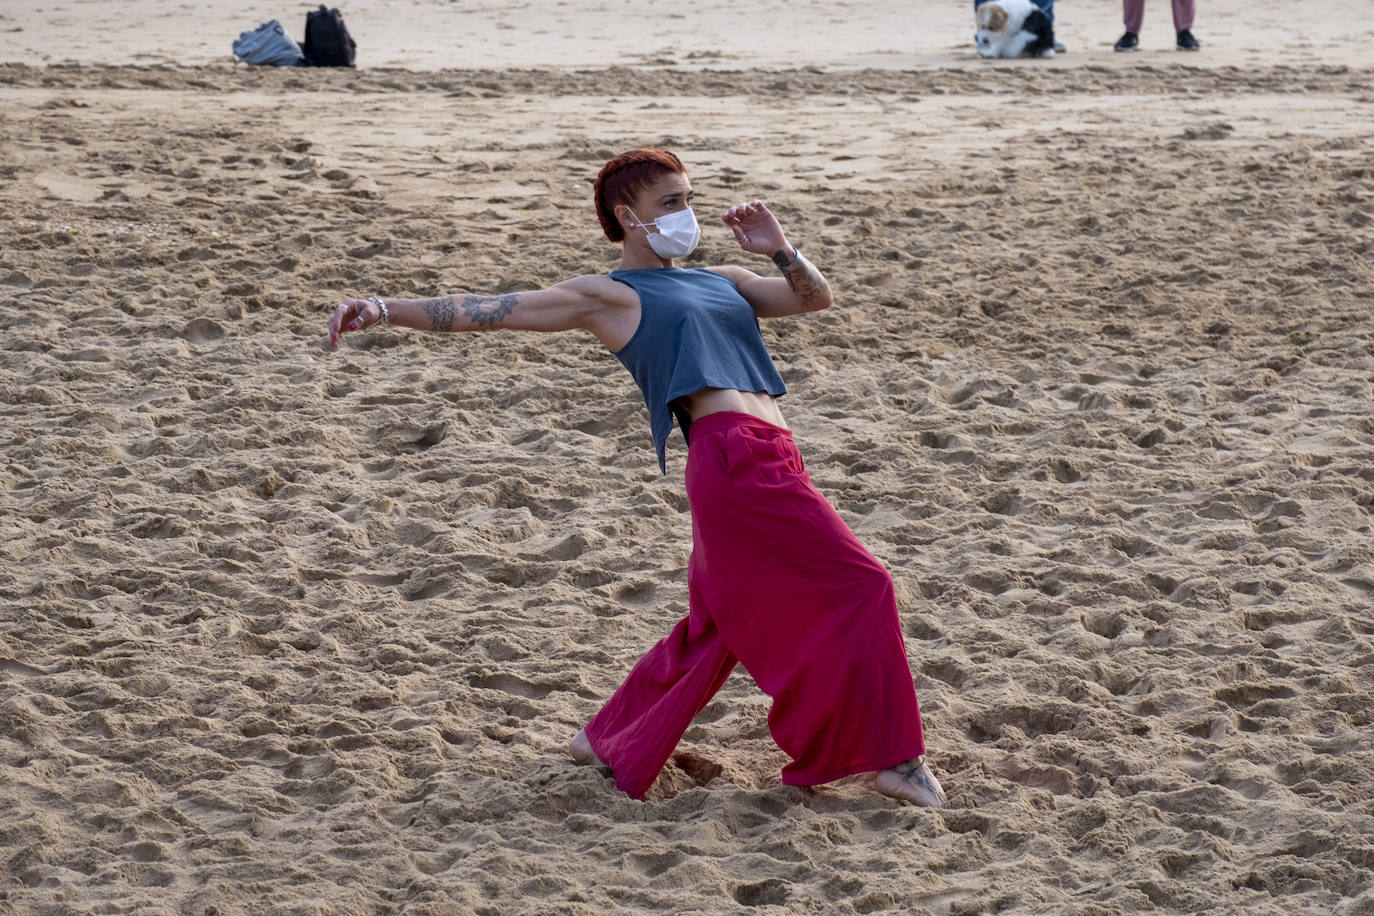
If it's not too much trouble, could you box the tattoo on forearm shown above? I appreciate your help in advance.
[422,296,458,331]
[419,293,519,331]
[782,257,831,306]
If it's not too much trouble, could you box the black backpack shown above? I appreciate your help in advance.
[302,5,356,67]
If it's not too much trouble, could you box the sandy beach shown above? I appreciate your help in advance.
[2,0,1373,912]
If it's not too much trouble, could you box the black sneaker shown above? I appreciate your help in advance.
[1176,29,1200,50]
[1114,31,1139,52]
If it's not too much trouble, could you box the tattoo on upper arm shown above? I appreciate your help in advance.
[420,293,519,331]
[782,257,831,306]
[460,293,519,327]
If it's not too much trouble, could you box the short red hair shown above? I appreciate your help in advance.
[593,149,686,243]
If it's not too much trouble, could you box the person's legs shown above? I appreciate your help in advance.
[581,594,738,799]
[685,414,928,789]
[581,412,937,802]
[1122,0,1146,34]
[1172,0,1196,32]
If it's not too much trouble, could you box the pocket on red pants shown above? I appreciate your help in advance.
[724,427,803,482]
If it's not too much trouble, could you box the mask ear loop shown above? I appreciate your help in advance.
[624,206,653,231]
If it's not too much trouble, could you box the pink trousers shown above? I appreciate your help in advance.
[1123,0,1196,33]
[584,412,926,799]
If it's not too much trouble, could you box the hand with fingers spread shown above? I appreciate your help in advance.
[328,297,383,348]
[722,199,792,259]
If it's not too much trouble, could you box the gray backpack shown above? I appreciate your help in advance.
[232,20,305,67]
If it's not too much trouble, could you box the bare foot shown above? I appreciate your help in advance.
[874,756,947,807]
[568,728,604,766]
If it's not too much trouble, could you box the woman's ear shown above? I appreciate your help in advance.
[615,203,636,236]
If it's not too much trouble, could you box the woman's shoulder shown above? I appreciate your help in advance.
[554,272,639,305]
[701,265,753,288]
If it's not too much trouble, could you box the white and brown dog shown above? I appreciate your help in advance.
[975,0,1056,58]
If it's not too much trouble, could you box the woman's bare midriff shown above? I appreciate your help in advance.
[678,387,786,427]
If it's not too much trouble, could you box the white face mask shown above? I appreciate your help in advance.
[626,206,701,259]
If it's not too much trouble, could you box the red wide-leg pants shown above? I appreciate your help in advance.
[583,412,926,799]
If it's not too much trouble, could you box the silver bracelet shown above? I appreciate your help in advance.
[366,296,389,326]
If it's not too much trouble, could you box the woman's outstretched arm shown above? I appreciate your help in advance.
[327,275,634,348]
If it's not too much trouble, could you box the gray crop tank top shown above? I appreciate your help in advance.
[609,267,787,473]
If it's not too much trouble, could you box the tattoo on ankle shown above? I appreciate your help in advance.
[902,758,940,794]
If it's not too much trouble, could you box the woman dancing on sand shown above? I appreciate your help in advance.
[327,149,945,807]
